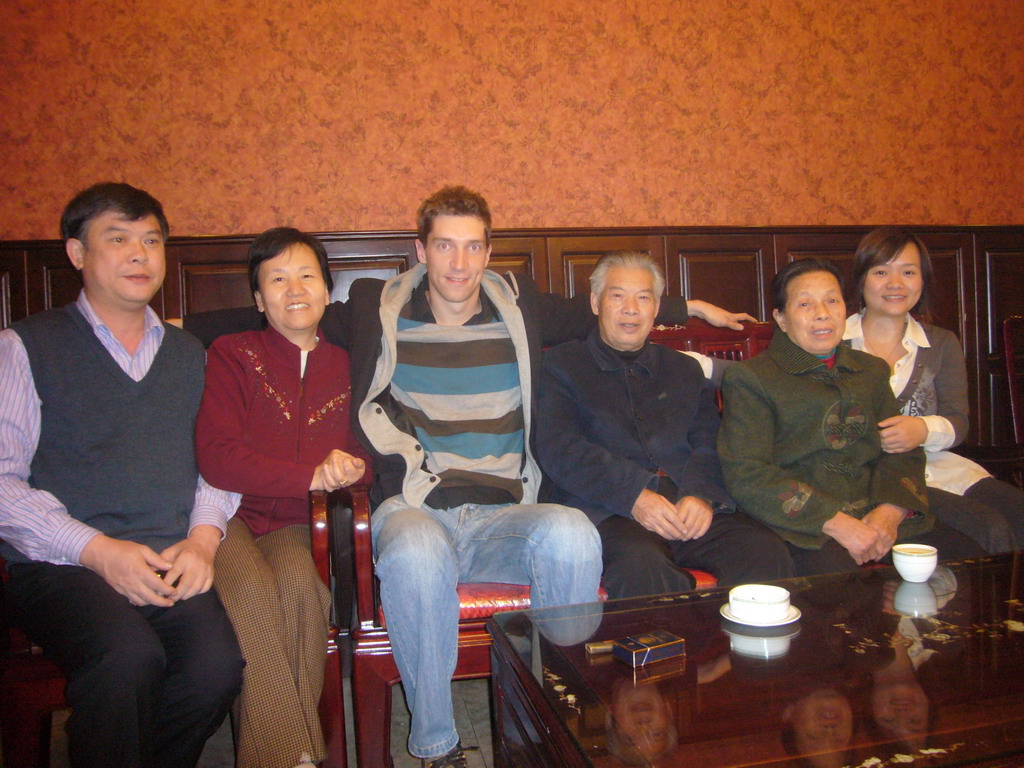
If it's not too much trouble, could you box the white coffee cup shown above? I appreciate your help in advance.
[728,585,791,624]
[892,544,938,583]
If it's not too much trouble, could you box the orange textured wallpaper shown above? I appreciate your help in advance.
[1,0,1022,239]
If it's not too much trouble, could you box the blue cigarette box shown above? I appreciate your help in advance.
[613,630,686,667]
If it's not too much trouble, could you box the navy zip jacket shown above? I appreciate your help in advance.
[537,328,735,525]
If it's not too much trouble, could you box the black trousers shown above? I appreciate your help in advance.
[6,562,244,768]
[927,478,1024,554]
[597,512,796,600]
[787,518,986,577]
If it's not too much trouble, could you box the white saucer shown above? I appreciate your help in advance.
[719,603,801,627]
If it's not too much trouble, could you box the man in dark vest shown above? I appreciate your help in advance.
[0,183,244,768]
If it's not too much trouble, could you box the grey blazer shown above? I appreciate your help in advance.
[894,322,969,447]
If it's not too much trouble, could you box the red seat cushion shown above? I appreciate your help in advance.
[456,583,534,620]
[377,583,574,626]
[376,575,720,626]
[689,569,717,590]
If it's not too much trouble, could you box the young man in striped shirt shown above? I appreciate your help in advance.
[360,189,605,766]
[358,188,754,767]
[185,185,755,767]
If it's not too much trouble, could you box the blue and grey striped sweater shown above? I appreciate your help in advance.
[391,313,525,507]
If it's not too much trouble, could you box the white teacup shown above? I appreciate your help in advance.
[728,585,791,624]
[892,544,938,583]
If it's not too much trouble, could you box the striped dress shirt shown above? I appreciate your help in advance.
[0,292,238,565]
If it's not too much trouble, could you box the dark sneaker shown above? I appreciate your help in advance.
[420,741,479,768]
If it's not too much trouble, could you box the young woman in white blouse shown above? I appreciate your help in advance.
[844,227,1022,553]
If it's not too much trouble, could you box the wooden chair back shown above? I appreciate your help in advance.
[648,320,774,360]
[1005,316,1024,443]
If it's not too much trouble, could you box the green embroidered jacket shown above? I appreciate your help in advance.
[718,327,931,550]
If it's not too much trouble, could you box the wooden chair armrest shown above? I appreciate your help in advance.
[347,485,376,627]
[310,490,331,586]
[309,484,373,589]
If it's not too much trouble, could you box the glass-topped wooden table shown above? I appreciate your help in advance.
[488,552,1024,768]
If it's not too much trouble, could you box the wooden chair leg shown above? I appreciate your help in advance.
[352,657,397,768]
[0,710,53,768]
[320,636,348,768]
[0,672,64,768]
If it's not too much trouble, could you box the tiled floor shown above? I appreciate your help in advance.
[3,678,494,768]
[387,679,493,768]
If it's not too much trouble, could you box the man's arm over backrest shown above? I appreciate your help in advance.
[184,296,353,350]
[511,273,691,348]
[182,305,264,349]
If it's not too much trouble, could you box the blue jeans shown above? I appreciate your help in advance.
[371,496,602,758]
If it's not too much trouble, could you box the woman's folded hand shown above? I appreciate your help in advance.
[310,449,366,491]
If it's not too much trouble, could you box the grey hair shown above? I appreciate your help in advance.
[589,251,665,298]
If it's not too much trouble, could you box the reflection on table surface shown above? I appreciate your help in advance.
[490,552,1024,768]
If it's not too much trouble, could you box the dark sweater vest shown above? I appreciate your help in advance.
[2,304,204,564]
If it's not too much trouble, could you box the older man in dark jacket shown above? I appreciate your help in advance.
[537,252,794,599]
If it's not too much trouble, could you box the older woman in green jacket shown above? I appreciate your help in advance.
[718,258,982,576]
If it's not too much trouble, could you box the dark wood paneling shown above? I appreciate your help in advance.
[547,235,666,298]
[917,235,972,342]
[0,250,25,329]
[165,236,419,317]
[328,258,406,303]
[7,225,1024,444]
[490,237,548,289]
[167,241,251,317]
[320,236,416,266]
[180,262,251,316]
[912,233,977,438]
[773,230,869,289]
[665,234,773,320]
[25,247,83,316]
[0,268,8,329]
[975,233,1024,443]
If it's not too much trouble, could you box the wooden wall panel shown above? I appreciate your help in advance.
[327,258,406,303]
[167,241,251,318]
[773,231,868,287]
[666,234,772,320]
[974,233,1024,443]
[179,263,251,316]
[5,225,1024,444]
[319,236,415,303]
[320,237,416,267]
[490,237,548,290]
[0,251,24,329]
[25,248,82,317]
[547,235,666,298]
[915,233,978,440]
[0,267,9,329]
[166,236,419,316]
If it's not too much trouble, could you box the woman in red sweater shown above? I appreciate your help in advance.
[196,228,370,768]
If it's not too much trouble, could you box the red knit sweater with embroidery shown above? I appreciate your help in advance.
[196,326,371,536]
